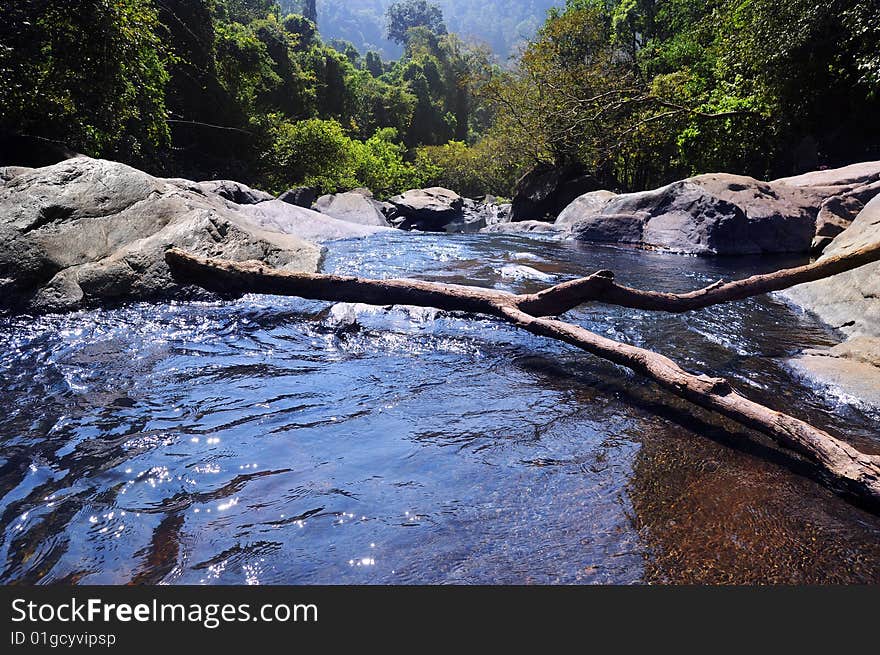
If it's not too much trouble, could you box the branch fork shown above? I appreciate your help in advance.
[165,242,880,508]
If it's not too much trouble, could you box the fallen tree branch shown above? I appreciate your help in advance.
[165,248,880,508]
[517,240,880,316]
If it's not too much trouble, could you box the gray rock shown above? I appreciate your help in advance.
[195,180,274,205]
[510,164,599,222]
[278,187,318,208]
[785,192,880,407]
[314,192,391,227]
[444,198,508,234]
[1,166,34,182]
[812,180,880,253]
[481,220,562,235]
[772,161,880,189]
[377,201,401,222]
[786,193,880,340]
[0,157,323,313]
[238,200,392,242]
[564,173,819,255]
[389,187,464,231]
[555,190,617,226]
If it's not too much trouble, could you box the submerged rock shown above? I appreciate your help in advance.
[481,220,562,235]
[791,338,880,409]
[0,157,324,313]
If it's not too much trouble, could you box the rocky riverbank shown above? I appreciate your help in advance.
[784,194,880,406]
[2,156,879,406]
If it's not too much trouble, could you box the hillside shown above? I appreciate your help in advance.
[281,0,561,59]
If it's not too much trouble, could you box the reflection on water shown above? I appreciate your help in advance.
[0,231,878,585]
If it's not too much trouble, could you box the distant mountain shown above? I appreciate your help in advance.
[280,0,561,60]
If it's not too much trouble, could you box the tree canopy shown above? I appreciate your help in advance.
[2,0,879,199]
[386,0,448,45]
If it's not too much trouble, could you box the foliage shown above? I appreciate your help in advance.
[261,118,424,195]
[415,136,525,197]
[386,0,447,45]
[286,0,559,61]
[4,0,880,199]
[475,0,880,191]
[0,0,169,160]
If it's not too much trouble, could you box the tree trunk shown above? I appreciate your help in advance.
[165,246,880,509]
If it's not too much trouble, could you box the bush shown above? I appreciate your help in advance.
[414,136,525,197]
[262,118,425,196]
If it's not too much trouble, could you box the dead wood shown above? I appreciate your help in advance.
[165,246,880,508]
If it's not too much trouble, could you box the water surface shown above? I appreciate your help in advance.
[1,232,879,585]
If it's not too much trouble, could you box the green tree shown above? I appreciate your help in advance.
[0,0,169,160]
[386,0,447,45]
[365,51,385,77]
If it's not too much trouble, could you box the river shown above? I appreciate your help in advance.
[1,231,879,584]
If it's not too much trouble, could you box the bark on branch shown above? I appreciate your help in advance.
[517,240,880,316]
[165,247,880,508]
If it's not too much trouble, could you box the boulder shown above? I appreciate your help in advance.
[786,194,880,339]
[564,173,820,255]
[240,200,392,241]
[481,220,562,235]
[314,192,391,227]
[0,157,325,313]
[278,187,317,208]
[812,180,880,253]
[194,180,274,205]
[1,166,34,182]
[444,198,509,234]
[377,201,402,223]
[772,161,880,190]
[510,164,600,222]
[388,187,464,231]
[555,190,617,226]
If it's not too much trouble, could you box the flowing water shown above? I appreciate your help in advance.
[1,231,879,585]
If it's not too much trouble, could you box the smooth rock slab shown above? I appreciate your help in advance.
[238,200,393,242]
[0,157,323,313]
[786,194,880,339]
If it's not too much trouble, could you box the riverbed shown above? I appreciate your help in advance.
[1,231,879,584]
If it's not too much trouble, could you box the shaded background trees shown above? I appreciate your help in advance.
[470,0,880,192]
[2,0,879,199]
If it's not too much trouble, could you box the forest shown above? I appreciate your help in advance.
[303,0,558,60]
[2,0,879,199]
